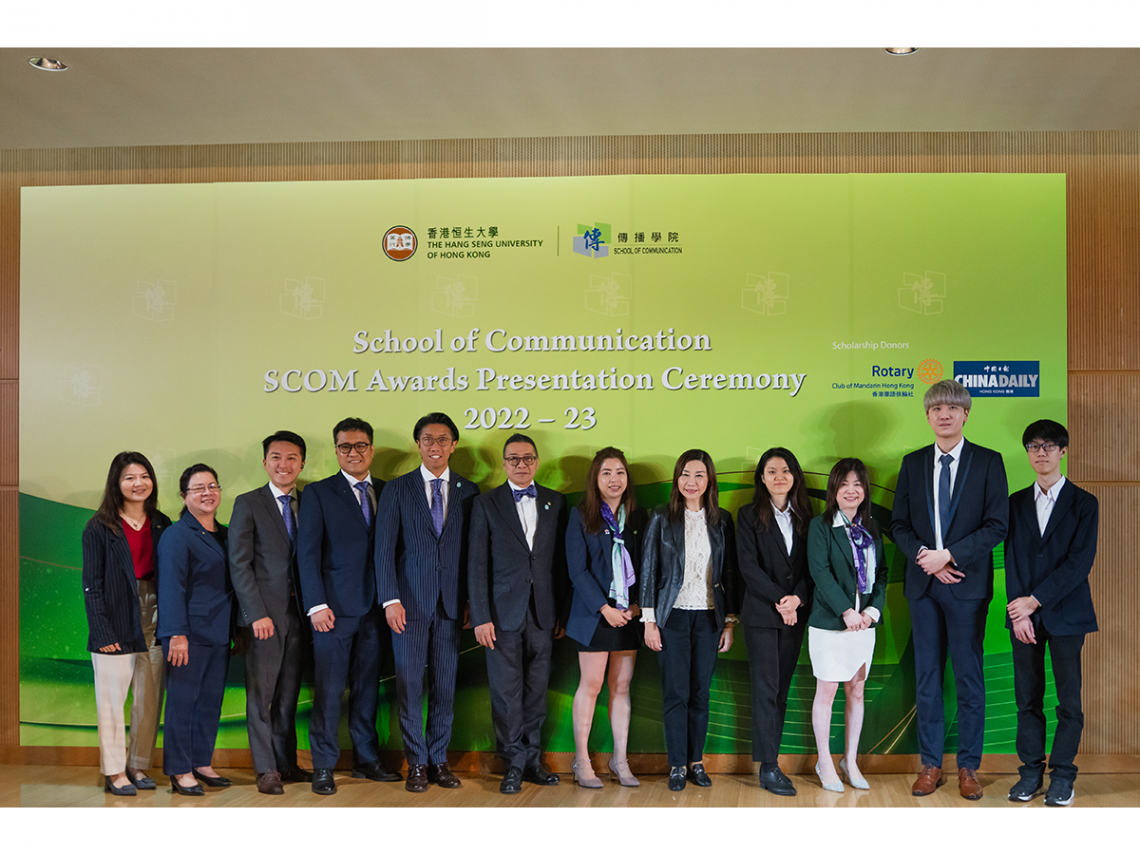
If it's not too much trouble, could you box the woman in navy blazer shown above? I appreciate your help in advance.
[157,463,234,796]
[566,447,647,788]
[83,451,171,795]
[806,458,886,792]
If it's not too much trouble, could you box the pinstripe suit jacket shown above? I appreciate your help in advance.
[82,511,172,653]
[374,467,480,621]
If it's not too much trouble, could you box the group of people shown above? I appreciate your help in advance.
[81,379,1099,807]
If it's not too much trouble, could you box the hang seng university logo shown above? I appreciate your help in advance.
[384,226,417,261]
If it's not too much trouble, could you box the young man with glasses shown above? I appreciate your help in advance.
[1004,419,1098,807]
[468,433,568,794]
[374,413,480,792]
[296,417,400,794]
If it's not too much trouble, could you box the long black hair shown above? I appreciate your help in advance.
[667,449,718,523]
[750,447,813,537]
[94,451,159,532]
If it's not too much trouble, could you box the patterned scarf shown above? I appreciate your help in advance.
[600,503,636,609]
[847,515,874,594]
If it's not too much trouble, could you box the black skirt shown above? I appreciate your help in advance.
[577,598,643,652]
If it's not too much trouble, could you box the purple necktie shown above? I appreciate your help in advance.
[354,481,372,525]
[431,478,445,536]
[278,494,295,542]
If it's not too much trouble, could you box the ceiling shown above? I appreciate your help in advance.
[2,47,1139,150]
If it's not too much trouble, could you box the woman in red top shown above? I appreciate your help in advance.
[82,452,171,796]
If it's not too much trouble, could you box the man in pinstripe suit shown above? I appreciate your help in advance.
[375,413,480,793]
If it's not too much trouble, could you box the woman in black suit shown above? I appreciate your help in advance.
[565,447,647,788]
[82,451,171,796]
[737,447,814,796]
[806,458,886,792]
[641,449,739,791]
[157,463,234,796]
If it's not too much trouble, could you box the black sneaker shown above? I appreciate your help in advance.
[1008,773,1044,802]
[1044,778,1074,807]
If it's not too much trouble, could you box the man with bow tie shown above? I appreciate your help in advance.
[374,413,480,793]
[468,433,569,794]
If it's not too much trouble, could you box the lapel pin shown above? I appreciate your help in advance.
[544,502,550,510]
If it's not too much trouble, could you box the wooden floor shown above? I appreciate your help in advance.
[3,764,1137,809]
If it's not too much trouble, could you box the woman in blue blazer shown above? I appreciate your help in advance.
[83,451,171,796]
[157,463,234,796]
[806,458,886,792]
[566,447,647,788]
[640,449,739,791]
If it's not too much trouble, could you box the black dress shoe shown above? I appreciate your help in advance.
[125,769,156,790]
[668,767,687,791]
[352,759,402,782]
[311,768,336,795]
[500,766,524,794]
[406,764,430,793]
[428,762,462,789]
[758,763,797,796]
[523,763,560,785]
[193,769,233,787]
[280,765,313,783]
[170,776,205,796]
[104,776,136,796]
[687,763,712,787]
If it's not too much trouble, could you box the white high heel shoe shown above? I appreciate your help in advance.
[816,762,844,793]
[838,758,869,790]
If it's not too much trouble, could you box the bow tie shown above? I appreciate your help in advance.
[512,484,537,502]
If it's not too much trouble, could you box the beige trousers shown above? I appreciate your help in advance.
[91,579,165,774]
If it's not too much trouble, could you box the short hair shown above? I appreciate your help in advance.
[822,457,875,534]
[750,447,813,537]
[581,447,637,536]
[668,449,719,523]
[414,412,459,443]
[94,451,160,531]
[923,379,971,412]
[503,433,538,457]
[1022,419,1069,449]
[262,430,307,461]
[333,417,373,444]
[178,463,220,519]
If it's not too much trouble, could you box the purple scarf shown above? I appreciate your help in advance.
[600,503,636,609]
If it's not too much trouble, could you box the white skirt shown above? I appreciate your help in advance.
[808,625,875,682]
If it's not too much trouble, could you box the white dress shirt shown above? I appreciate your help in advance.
[1035,476,1066,535]
[508,479,537,550]
[773,502,794,556]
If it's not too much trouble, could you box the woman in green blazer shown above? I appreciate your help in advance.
[806,458,886,792]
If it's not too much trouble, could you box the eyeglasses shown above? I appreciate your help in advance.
[418,435,454,447]
[1025,443,1059,454]
[185,483,222,495]
[504,455,538,466]
[336,442,372,455]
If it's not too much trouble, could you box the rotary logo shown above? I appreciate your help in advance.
[383,226,417,261]
[916,359,943,385]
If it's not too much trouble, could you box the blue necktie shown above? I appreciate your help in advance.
[431,478,445,536]
[938,453,953,543]
[512,484,537,502]
[354,481,372,526]
[278,494,295,543]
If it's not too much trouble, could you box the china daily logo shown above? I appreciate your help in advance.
[954,361,1040,397]
[573,222,610,258]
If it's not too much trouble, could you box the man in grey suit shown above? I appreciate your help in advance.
[375,412,479,793]
[229,430,312,795]
[468,433,568,794]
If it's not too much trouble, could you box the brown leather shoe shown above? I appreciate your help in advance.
[427,762,462,789]
[911,764,942,796]
[958,767,983,800]
[256,771,284,795]
[405,764,429,793]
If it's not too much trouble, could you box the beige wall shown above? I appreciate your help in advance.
[2,132,1136,763]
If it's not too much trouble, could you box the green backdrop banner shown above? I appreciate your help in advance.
[20,173,1066,756]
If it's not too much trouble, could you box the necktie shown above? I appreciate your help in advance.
[512,484,537,502]
[278,494,295,542]
[431,478,445,536]
[354,481,372,525]
[938,453,953,542]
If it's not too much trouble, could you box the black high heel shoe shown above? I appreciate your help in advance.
[104,775,137,796]
[170,775,205,796]
[193,769,233,787]
[125,768,156,790]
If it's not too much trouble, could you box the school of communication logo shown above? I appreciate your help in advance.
[383,226,418,261]
[573,222,610,258]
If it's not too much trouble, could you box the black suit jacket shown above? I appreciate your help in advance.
[296,471,386,618]
[374,467,480,622]
[82,512,172,653]
[640,505,739,630]
[1005,479,1098,636]
[229,483,301,627]
[467,483,568,632]
[735,503,811,629]
[891,439,1009,601]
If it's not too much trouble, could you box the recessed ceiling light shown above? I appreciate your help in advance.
[885,48,919,56]
[29,56,68,71]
